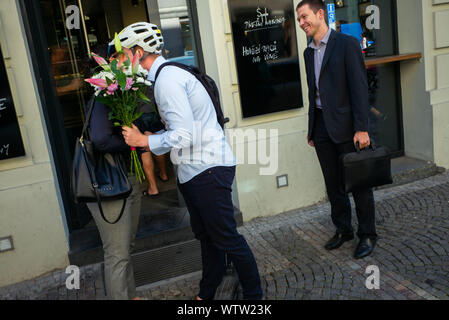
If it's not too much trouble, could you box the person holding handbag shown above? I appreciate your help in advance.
[83,44,143,300]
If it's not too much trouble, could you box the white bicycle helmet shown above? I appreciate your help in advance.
[109,22,164,54]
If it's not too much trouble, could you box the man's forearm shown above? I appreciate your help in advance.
[148,128,192,156]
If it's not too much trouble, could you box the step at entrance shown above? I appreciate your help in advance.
[376,156,441,190]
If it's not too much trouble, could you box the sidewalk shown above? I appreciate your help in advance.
[1,171,449,300]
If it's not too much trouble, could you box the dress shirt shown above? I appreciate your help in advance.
[146,56,236,184]
[309,27,332,109]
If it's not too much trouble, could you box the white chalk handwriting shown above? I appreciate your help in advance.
[0,98,6,119]
[242,41,279,63]
[0,144,10,157]
[243,7,285,32]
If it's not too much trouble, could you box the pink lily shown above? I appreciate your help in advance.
[91,52,109,70]
[125,78,134,91]
[85,78,108,88]
[107,82,119,95]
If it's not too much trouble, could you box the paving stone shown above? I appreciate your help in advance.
[2,172,449,300]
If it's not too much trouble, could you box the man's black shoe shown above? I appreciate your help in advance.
[354,238,377,259]
[324,232,354,250]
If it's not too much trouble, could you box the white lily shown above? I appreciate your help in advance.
[137,65,149,77]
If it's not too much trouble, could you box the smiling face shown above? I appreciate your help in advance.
[297,4,325,38]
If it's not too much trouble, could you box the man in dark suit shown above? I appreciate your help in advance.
[297,0,377,259]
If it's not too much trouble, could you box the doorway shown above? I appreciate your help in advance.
[27,0,203,261]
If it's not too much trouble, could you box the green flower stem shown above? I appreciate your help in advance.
[130,149,145,184]
[104,90,145,183]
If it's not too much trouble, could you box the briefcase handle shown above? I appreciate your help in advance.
[355,141,377,153]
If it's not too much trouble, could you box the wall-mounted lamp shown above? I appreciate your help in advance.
[277,175,289,189]
[0,236,14,253]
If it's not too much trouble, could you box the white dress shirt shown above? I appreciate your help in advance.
[147,56,236,184]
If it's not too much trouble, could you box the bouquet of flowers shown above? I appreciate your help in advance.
[85,33,152,183]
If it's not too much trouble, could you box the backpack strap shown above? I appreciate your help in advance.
[154,62,229,128]
[154,62,194,82]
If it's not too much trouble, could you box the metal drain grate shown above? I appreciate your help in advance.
[132,239,202,287]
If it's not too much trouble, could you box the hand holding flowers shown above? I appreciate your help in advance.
[85,33,154,183]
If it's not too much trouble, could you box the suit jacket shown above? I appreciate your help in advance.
[304,29,369,144]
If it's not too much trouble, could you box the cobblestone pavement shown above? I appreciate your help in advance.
[1,172,449,300]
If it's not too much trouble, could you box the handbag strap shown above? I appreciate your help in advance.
[79,113,127,225]
[81,99,96,139]
[93,187,127,225]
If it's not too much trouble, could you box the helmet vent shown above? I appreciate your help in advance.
[134,29,147,34]
[149,40,157,46]
[144,35,155,43]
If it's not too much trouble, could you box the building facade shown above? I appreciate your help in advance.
[0,0,448,287]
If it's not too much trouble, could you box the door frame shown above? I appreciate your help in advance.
[391,0,405,158]
[19,0,82,232]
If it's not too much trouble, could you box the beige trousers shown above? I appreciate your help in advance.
[87,176,141,300]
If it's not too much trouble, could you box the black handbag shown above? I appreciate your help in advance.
[340,141,393,193]
[71,99,133,224]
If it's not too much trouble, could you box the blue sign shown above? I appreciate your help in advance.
[327,3,336,30]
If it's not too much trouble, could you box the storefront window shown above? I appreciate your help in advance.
[0,46,25,160]
[324,0,402,154]
[229,0,303,118]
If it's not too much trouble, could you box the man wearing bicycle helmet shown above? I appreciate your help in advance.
[120,22,263,300]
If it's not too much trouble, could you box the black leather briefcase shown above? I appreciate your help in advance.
[340,142,393,193]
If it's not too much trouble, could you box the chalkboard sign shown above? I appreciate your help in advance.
[0,46,25,160]
[229,0,303,118]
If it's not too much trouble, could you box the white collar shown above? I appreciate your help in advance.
[148,56,167,82]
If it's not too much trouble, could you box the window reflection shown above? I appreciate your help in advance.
[158,0,196,66]
[324,0,395,58]
[323,0,402,154]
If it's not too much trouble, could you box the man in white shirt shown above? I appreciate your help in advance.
[119,22,262,300]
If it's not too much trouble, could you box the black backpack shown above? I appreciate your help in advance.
[154,62,229,129]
